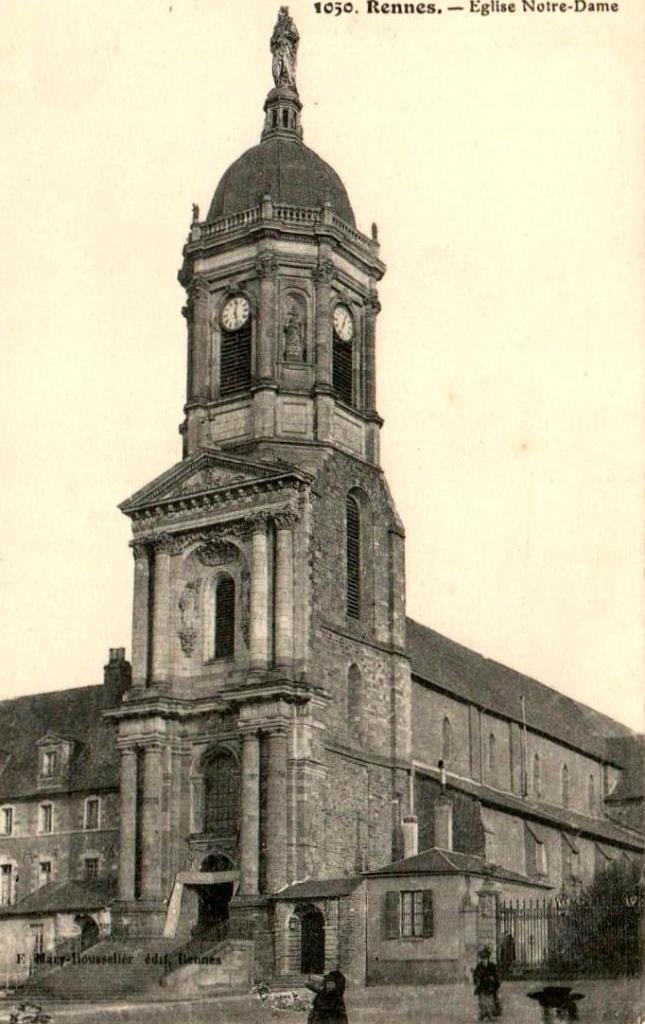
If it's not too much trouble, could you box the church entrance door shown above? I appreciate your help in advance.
[299,905,325,974]
[194,854,235,940]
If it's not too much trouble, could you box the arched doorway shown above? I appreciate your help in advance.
[74,914,99,950]
[194,853,234,941]
[298,904,325,975]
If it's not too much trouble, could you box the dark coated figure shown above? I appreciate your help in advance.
[472,946,502,1020]
[306,969,348,1024]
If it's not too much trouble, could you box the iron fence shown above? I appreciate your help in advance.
[496,891,643,978]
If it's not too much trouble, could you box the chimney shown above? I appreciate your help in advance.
[103,648,132,707]
[434,797,453,851]
[402,815,419,859]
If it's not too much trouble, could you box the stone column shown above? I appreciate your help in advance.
[189,277,211,401]
[249,517,269,670]
[313,257,334,388]
[364,289,380,413]
[131,544,151,687]
[151,538,172,685]
[117,748,138,901]
[274,513,296,668]
[239,731,260,896]
[139,745,164,900]
[265,728,289,892]
[256,254,278,382]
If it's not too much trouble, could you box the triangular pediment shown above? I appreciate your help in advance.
[120,448,306,515]
[36,733,74,748]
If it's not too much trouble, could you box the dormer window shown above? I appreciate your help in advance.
[43,751,58,777]
[1,807,13,836]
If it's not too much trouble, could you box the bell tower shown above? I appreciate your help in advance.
[111,9,411,971]
[178,11,385,467]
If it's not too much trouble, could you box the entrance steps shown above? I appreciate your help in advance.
[18,938,195,1001]
[160,937,254,995]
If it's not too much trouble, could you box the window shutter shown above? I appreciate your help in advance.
[333,336,353,405]
[215,575,235,658]
[346,496,361,619]
[220,323,252,397]
[422,890,434,937]
[384,890,400,939]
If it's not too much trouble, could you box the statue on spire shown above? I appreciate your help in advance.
[271,7,299,91]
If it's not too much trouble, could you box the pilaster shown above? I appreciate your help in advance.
[239,731,261,896]
[151,538,173,685]
[265,727,288,892]
[117,747,138,901]
[249,516,269,670]
[130,544,151,688]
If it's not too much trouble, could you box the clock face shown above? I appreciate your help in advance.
[333,304,354,342]
[221,295,251,332]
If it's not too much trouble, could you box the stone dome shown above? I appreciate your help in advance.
[206,136,356,227]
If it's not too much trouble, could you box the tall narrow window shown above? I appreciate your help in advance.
[84,798,100,831]
[562,764,570,809]
[441,716,452,762]
[533,753,541,798]
[347,664,363,743]
[214,575,235,659]
[204,751,240,836]
[0,865,13,906]
[38,861,51,887]
[220,317,252,397]
[346,495,361,619]
[39,803,53,834]
[333,304,355,406]
[488,733,496,776]
[43,751,58,777]
[1,808,12,836]
[588,774,596,813]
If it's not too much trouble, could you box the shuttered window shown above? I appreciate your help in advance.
[333,335,353,405]
[385,890,399,939]
[204,752,240,835]
[220,323,251,397]
[215,575,235,659]
[346,495,361,619]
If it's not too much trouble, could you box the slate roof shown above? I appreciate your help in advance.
[417,766,644,852]
[207,136,356,227]
[367,847,551,887]
[271,877,364,901]
[0,877,116,917]
[406,618,634,765]
[604,737,645,803]
[0,685,119,801]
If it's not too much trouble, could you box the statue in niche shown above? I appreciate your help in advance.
[178,580,201,656]
[283,303,306,361]
[271,7,299,90]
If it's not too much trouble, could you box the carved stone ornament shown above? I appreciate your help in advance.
[178,580,202,656]
[189,277,210,304]
[165,466,248,500]
[131,542,150,560]
[273,508,299,530]
[366,290,382,316]
[255,254,279,279]
[196,540,239,567]
[313,259,334,286]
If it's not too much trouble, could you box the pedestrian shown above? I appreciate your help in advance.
[306,968,348,1024]
[472,946,502,1020]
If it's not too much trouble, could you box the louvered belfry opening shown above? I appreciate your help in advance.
[346,495,361,619]
[333,333,353,405]
[214,575,235,659]
[220,322,252,397]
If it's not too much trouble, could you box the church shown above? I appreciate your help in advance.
[0,8,641,994]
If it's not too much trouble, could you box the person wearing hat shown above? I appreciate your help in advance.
[472,946,502,1020]
[306,968,348,1024]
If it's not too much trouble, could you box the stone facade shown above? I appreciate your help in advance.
[0,12,642,992]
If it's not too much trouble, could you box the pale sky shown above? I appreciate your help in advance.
[0,0,642,730]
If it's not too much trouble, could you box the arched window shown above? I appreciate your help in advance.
[204,751,240,836]
[562,764,570,809]
[533,753,541,797]
[346,495,361,619]
[220,309,252,397]
[333,308,354,405]
[214,575,235,659]
[488,733,496,775]
[588,774,595,813]
[347,664,363,742]
[441,716,452,762]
